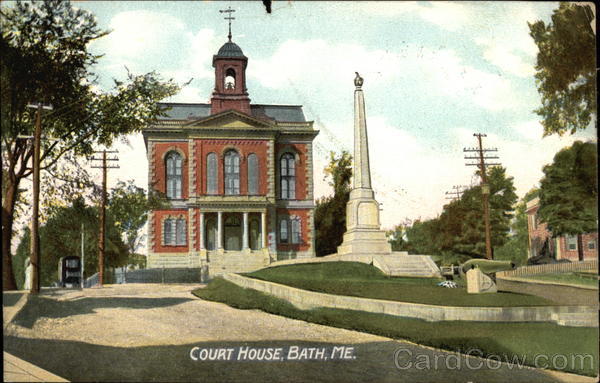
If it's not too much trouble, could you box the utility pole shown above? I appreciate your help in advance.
[445,185,468,201]
[464,133,500,260]
[25,102,53,294]
[81,223,85,289]
[91,150,119,286]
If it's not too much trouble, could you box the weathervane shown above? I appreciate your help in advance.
[219,6,236,42]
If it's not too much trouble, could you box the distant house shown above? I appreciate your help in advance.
[526,197,598,262]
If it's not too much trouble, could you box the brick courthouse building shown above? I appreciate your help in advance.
[142,38,319,274]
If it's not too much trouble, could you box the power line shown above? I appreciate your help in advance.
[463,133,501,260]
[445,185,468,201]
[90,149,119,287]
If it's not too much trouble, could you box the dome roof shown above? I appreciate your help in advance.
[216,41,245,58]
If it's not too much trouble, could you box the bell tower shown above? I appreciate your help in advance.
[210,7,251,115]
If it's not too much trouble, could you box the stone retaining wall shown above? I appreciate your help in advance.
[222,273,598,326]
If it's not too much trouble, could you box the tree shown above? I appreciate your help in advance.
[1,1,180,289]
[386,224,407,251]
[528,2,596,136]
[453,167,518,258]
[108,180,166,259]
[396,166,518,262]
[314,151,352,256]
[15,197,129,287]
[538,141,597,260]
[403,219,442,256]
[494,198,529,266]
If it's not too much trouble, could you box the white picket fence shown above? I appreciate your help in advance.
[498,260,597,278]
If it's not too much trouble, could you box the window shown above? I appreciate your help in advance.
[247,153,259,195]
[566,235,578,251]
[166,152,182,199]
[176,219,186,246]
[206,153,218,194]
[225,68,236,90]
[279,219,288,244]
[224,150,240,195]
[280,153,295,199]
[291,217,301,244]
[588,240,596,250]
[279,217,302,244]
[163,218,186,246]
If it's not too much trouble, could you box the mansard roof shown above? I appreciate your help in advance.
[157,102,307,123]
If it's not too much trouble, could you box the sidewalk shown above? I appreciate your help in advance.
[3,291,69,382]
[3,352,69,382]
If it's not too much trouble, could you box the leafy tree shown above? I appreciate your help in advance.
[15,197,129,287]
[1,0,180,289]
[394,166,518,261]
[403,219,442,256]
[538,141,597,260]
[453,167,518,258]
[386,224,407,251]
[108,180,166,258]
[314,151,352,256]
[528,2,596,136]
[494,198,529,266]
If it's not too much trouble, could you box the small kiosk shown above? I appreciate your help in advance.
[58,256,81,287]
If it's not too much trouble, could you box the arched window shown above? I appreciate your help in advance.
[279,218,289,244]
[163,217,186,246]
[166,152,182,199]
[224,150,240,195]
[280,153,295,199]
[225,68,236,90]
[206,152,218,194]
[247,153,259,195]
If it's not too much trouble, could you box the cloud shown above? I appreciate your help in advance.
[360,2,542,78]
[90,11,220,97]
[250,39,517,111]
[417,2,470,31]
[313,116,475,227]
[475,38,536,77]
[454,125,594,199]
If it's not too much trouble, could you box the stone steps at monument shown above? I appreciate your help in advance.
[375,255,441,278]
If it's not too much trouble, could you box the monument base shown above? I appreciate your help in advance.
[337,229,392,255]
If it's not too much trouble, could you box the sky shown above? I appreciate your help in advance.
[71,0,596,230]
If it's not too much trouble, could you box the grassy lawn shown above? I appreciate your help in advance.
[193,278,598,376]
[523,272,599,288]
[244,262,559,307]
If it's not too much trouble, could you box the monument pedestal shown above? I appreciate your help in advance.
[337,188,391,255]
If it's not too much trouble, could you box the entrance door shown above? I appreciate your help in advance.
[224,215,241,251]
[249,217,260,250]
[205,218,216,250]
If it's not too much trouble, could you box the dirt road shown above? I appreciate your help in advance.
[3,284,594,382]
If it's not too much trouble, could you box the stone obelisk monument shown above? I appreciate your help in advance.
[337,73,392,256]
